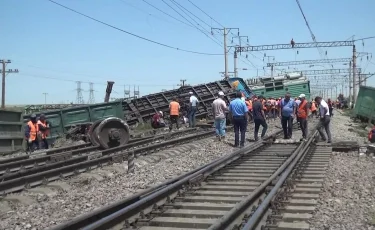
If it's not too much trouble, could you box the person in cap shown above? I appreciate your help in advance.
[188,91,199,128]
[151,111,166,129]
[229,91,249,147]
[315,96,332,143]
[169,97,180,131]
[37,114,50,149]
[296,94,309,140]
[25,114,39,153]
[252,95,268,141]
[212,91,228,141]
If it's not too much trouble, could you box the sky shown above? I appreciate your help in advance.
[1,0,375,105]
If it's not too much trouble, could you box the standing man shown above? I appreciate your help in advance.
[252,95,268,141]
[229,91,249,147]
[25,114,39,153]
[245,97,253,122]
[279,92,296,139]
[296,94,309,140]
[188,92,199,128]
[169,97,180,131]
[212,91,228,141]
[37,114,50,149]
[315,96,332,143]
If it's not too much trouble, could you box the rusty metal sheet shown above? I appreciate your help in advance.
[0,109,24,155]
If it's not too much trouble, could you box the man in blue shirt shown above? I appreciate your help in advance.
[279,92,296,139]
[229,91,249,147]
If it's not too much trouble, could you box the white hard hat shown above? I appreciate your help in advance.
[189,92,193,95]
[299,94,306,98]
[159,111,163,116]
[218,91,224,96]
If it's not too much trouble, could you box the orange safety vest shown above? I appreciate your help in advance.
[311,102,317,111]
[37,120,49,139]
[27,121,38,141]
[169,101,180,116]
[245,100,252,110]
[297,100,308,119]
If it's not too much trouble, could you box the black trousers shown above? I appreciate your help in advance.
[169,115,179,130]
[40,138,49,149]
[281,116,294,138]
[254,119,268,140]
[233,116,247,147]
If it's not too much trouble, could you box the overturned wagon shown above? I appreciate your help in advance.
[22,102,130,149]
[22,77,252,147]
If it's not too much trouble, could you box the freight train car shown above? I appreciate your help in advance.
[122,77,252,126]
[21,78,252,148]
[247,73,311,100]
[354,85,375,122]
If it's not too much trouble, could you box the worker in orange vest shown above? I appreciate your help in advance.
[25,114,39,153]
[310,100,317,116]
[37,114,50,149]
[169,97,180,131]
[245,97,253,122]
[296,94,309,140]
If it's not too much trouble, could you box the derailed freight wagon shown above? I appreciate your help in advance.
[21,77,252,147]
[354,85,375,122]
[247,73,311,100]
[122,77,252,125]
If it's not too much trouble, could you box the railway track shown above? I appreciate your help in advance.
[47,120,319,230]
[248,143,332,230]
[0,128,211,195]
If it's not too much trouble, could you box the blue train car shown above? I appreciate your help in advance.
[228,77,254,98]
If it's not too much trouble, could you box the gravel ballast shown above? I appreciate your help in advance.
[309,111,375,230]
[0,123,283,230]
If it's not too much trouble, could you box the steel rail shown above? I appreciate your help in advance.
[242,130,318,230]
[0,128,198,174]
[206,125,318,230]
[76,129,284,230]
[0,129,214,195]
[47,153,228,230]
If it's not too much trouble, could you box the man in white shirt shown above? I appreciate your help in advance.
[315,96,332,143]
[188,92,199,128]
[212,91,228,140]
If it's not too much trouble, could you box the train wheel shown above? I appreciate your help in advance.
[95,117,130,149]
[88,120,102,146]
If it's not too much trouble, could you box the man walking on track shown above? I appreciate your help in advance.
[169,97,180,131]
[188,92,199,128]
[315,96,332,143]
[229,91,249,148]
[296,94,309,141]
[252,95,268,141]
[279,92,296,139]
[212,91,228,141]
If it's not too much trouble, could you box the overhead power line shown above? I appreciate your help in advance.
[187,0,224,28]
[47,0,221,55]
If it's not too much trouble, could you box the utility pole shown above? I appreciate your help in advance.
[75,81,84,104]
[264,56,275,76]
[211,27,239,80]
[180,79,187,87]
[348,61,352,105]
[352,45,357,105]
[233,51,238,77]
[232,35,248,78]
[42,93,48,105]
[87,82,95,104]
[0,59,19,108]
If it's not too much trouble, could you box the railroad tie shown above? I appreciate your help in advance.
[275,145,332,230]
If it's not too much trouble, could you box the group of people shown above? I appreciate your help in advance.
[212,91,333,147]
[25,113,50,153]
[152,90,333,147]
[151,91,199,131]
